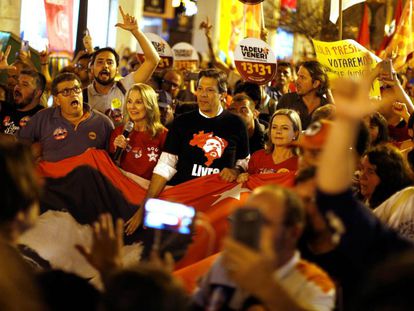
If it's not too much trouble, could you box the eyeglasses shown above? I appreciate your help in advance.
[57,86,82,97]
[162,79,180,89]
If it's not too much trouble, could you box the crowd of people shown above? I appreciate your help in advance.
[3,6,414,311]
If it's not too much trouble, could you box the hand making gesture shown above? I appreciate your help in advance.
[0,45,16,71]
[116,6,139,33]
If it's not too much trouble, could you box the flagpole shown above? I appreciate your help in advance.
[339,0,343,40]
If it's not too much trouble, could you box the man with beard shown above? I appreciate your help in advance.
[18,72,113,162]
[0,70,45,135]
[278,61,330,130]
[85,6,160,116]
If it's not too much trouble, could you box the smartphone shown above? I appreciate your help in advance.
[381,59,394,80]
[21,40,29,52]
[143,198,196,235]
[231,208,263,250]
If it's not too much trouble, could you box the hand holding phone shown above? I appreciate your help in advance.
[380,59,394,81]
[143,198,196,235]
[231,208,263,250]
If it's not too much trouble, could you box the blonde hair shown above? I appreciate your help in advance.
[124,83,164,138]
[265,109,302,154]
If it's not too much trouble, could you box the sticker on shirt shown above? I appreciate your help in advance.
[259,168,291,174]
[53,127,68,140]
[88,131,97,140]
[147,147,160,162]
[189,131,228,167]
[132,147,142,159]
[19,116,31,128]
[2,116,11,126]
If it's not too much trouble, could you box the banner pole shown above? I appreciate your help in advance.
[339,0,343,40]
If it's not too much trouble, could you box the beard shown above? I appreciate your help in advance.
[14,90,35,109]
[94,70,115,86]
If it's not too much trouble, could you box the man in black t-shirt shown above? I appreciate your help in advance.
[124,69,250,235]
[278,61,330,129]
[0,70,45,135]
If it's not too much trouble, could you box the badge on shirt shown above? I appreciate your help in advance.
[132,147,142,159]
[88,131,97,140]
[53,127,68,140]
[19,116,31,127]
[147,146,159,162]
[2,116,11,126]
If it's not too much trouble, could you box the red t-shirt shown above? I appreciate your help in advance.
[110,126,168,180]
[248,149,298,174]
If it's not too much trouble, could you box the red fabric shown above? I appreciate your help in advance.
[109,127,168,180]
[174,253,220,293]
[357,3,370,49]
[38,149,296,269]
[248,149,298,174]
[44,0,73,52]
[376,0,402,55]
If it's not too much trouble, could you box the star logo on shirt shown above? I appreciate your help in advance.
[147,150,159,162]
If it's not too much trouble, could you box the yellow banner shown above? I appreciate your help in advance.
[312,39,382,97]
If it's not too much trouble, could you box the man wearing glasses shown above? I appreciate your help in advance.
[18,72,113,162]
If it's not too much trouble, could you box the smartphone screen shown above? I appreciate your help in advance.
[21,40,29,52]
[231,208,263,250]
[144,198,195,234]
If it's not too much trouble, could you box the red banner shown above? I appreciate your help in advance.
[44,0,73,52]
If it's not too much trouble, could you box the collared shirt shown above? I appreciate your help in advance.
[86,72,135,113]
[18,104,114,162]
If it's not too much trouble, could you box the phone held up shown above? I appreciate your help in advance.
[381,59,394,81]
[231,207,263,250]
[143,198,196,235]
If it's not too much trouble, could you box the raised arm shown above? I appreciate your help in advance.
[318,67,382,193]
[116,6,160,83]
[0,45,16,71]
[39,47,52,89]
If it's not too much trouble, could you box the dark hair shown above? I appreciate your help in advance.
[37,270,101,311]
[51,72,82,96]
[20,70,46,94]
[0,139,40,225]
[369,112,390,146]
[78,53,91,62]
[234,81,261,108]
[294,166,317,185]
[311,104,336,123]
[103,265,189,311]
[299,61,329,97]
[162,69,183,86]
[366,145,412,208]
[198,69,227,94]
[91,47,120,67]
[356,121,371,157]
[277,61,293,72]
[231,93,256,111]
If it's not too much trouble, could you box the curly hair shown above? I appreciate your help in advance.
[366,145,412,208]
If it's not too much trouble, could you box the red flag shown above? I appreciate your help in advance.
[357,3,370,48]
[377,0,403,55]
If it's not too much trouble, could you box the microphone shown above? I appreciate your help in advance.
[113,121,134,164]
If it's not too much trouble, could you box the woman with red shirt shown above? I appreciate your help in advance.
[237,109,301,183]
[110,83,168,180]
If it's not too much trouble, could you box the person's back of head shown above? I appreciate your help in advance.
[37,269,101,311]
[0,138,40,240]
[103,264,189,311]
[234,81,261,109]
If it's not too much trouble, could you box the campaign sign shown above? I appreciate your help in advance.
[137,33,173,70]
[234,38,277,85]
[172,42,199,71]
[312,39,382,97]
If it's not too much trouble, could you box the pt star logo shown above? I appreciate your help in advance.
[147,150,159,162]
[211,183,251,206]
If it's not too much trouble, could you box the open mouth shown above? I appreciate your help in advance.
[71,100,80,107]
[99,70,110,78]
[14,90,22,99]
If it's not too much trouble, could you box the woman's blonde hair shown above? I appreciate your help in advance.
[124,83,164,138]
[265,109,302,154]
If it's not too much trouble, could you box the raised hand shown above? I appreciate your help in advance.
[115,6,139,32]
[0,45,16,71]
[82,29,93,53]
[199,16,213,37]
[76,214,124,274]
[39,46,50,65]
